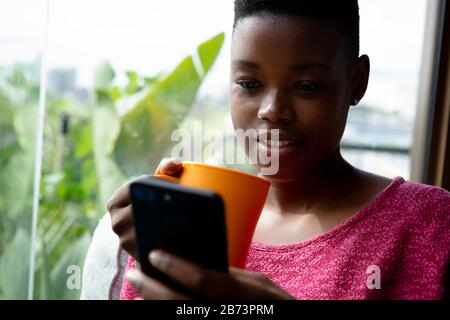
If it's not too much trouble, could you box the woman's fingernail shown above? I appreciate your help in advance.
[126,269,143,288]
[172,158,182,165]
[149,250,162,267]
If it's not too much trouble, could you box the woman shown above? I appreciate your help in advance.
[108,0,450,300]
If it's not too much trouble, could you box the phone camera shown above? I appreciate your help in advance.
[163,193,172,202]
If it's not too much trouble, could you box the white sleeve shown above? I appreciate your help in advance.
[80,213,128,300]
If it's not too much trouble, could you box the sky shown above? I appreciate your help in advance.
[0,0,428,118]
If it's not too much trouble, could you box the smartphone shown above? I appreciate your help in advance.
[130,177,228,297]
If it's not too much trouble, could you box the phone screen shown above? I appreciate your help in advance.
[130,177,228,296]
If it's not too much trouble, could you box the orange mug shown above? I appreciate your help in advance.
[157,161,270,268]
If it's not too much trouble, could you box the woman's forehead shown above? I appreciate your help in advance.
[231,15,347,66]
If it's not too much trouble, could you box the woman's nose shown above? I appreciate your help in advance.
[257,90,295,122]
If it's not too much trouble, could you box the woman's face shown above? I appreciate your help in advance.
[230,14,359,182]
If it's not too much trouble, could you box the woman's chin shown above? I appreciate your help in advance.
[257,165,306,183]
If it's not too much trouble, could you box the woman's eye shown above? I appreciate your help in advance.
[236,80,262,90]
[295,83,321,92]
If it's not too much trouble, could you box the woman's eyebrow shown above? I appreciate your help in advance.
[288,62,332,73]
[231,59,260,69]
[231,60,332,72]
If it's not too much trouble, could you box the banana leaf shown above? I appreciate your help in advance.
[49,233,91,300]
[0,103,37,219]
[0,228,30,299]
[92,92,126,211]
[112,33,225,177]
[91,33,224,206]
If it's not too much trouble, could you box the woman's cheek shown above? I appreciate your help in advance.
[309,109,349,151]
[230,96,260,128]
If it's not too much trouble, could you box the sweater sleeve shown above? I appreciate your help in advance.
[428,187,450,299]
[120,256,142,300]
[393,186,450,299]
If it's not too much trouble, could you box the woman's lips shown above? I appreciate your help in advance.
[256,139,306,157]
[261,140,295,147]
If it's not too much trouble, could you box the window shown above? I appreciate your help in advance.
[0,0,48,299]
[341,0,428,180]
[0,0,435,299]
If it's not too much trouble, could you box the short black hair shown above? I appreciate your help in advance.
[233,0,360,61]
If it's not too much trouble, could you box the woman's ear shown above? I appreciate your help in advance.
[350,54,370,106]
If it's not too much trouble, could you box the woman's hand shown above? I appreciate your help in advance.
[107,158,183,258]
[125,250,295,300]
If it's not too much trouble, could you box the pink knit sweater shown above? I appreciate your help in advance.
[120,177,450,300]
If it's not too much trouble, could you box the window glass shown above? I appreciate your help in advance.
[0,0,48,299]
[342,0,428,179]
[0,0,429,299]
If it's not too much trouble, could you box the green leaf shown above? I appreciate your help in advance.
[0,93,13,126]
[74,122,93,159]
[197,32,225,74]
[92,98,126,207]
[38,238,53,300]
[0,228,30,299]
[94,154,126,211]
[93,61,115,90]
[0,95,18,168]
[7,64,27,88]
[144,74,163,86]
[108,86,122,102]
[112,33,225,176]
[1,151,35,219]
[14,103,37,152]
[0,104,37,219]
[49,233,91,300]
[80,157,97,197]
[125,71,139,94]
[93,99,121,156]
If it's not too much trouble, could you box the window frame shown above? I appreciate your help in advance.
[411,0,450,190]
